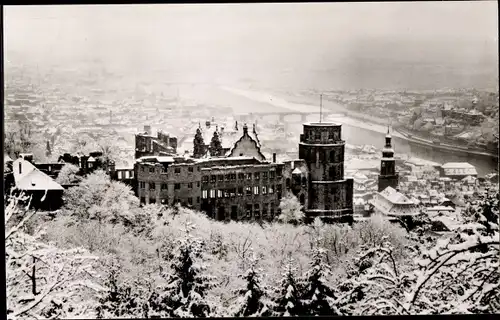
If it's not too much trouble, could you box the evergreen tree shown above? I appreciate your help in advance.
[149,223,217,317]
[299,245,343,316]
[193,128,205,158]
[96,263,143,318]
[209,132,223,157]
[272,255,302,316]
[233,253,272,317]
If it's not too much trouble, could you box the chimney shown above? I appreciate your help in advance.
[273,153,276,163]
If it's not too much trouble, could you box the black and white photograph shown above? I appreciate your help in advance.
[3,1,499,318]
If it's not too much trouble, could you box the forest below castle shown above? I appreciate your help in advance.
[5,167,499,318]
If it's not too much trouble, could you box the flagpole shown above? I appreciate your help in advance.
[320,93,323,123]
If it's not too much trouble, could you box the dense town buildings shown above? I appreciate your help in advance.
[135,125,178,158]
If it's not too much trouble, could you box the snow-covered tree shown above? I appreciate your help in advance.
[55,163,82,185]
[6,192,103,319]
[96,260,145,318]
[271,255,302,316]
[299,243,343,316]
[149,222,217,317]
[63,170,139,226]
[277,194,304,225]
[232,252,273,317]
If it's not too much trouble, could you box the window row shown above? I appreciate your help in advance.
[307,130,339,141]
[139,181,201,190]
[140,196,200,206]
[140,166,199,174]
[201,185,282,199]
[202,170,281,183]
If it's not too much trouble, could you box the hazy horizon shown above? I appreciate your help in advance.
[4,2,499,90]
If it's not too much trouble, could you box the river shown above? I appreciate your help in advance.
[222,86,498,176]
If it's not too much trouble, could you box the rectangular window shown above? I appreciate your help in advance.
[140,181,146,189]
[149,183,156,190]
[217,190,223,198]
[140,197,145,204]
[149,167,155,173]
[150,198,156,204]
[254,172,260,180]
[197,181,200,187]
[224,189,229,198]
[141,167,145,172]
[218,175,224,182]
[161,183,168,190]
[262,186,267,195]
[174,183,180,190]
[245,186,252,196]
[202,190,208,199]
[188,167,194,172]
[125,171,131,179]
[270,171,275,179]
[254,204,260,219]
[231,173,237,180]
[188,197,193,205]
[231,206,238,220]
[245,204,252,219]
[203,176,209,183]
[246,173,252,180]
[269,185,274,194]
[238,173,245,180]
[197,196,200,203]
[263,172,268,179]
[238,187,244,196]
[253,186,259,195]
[210,190,216,198]
[276,168,282,178]
[118,171,123,179]
[262,203,268,219]
[230,188,236,198]
[175,167,181,174]
[211,175,216,183]
[270,202,275,217]
[188,182,193,189]
[130,171,134,178]
[225,174,230,181]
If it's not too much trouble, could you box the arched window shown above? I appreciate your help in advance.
[301,177,307,186]
[300,194,305,205]
[329,166,335,179]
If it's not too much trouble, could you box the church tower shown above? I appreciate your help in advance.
[378,126,399,192]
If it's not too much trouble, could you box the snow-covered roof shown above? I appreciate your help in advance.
[292,167,302,175]
[12,159,64,191]
[87,156,96,162]
[137,156,175,163]
[4,154,13,163]
[427,206,455,212]
[380,187,415,205]
[441,162,475,169]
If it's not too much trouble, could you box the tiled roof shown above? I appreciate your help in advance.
[12,159,63,191]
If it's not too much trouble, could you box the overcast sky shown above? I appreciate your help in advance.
[4,2,499,89]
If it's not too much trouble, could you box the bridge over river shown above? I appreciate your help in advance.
[236,111,347,123]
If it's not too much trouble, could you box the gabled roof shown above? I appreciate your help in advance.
[380,186,415,205]
[12,159,64,191]
[226,124,266,160]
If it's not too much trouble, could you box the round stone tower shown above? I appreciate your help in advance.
[298,122,353,223]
